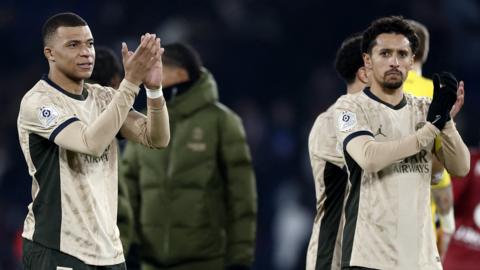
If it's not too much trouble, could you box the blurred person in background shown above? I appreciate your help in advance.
[119,42,257,270]
[306,33,368,270]
[334,16,469,270]
[88,46,134,256]
[403,19,465,259]
[443,150,480,270]
[17,12,169,270]
[89,46,123,89]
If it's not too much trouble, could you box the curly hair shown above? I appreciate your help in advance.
[362,16,419,55]
[334,33,363,84]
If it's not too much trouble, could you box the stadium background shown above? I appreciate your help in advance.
[0,0,479,269]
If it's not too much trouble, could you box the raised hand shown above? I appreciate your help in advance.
[450,80,465,119]
[121,33,159,86]
[143,37,164,89]
[426,72,458,130]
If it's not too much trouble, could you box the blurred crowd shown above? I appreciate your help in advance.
[1,0,480,269]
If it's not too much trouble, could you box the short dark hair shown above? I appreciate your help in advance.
[163,43,203,82]
[406,19,429,64]
[42,12,87,46]
[90,47,122,86]
[362,16,419,56]
[334,33,364,84]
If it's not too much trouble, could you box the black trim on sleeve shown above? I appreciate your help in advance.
[42,74,89,100]
[315,162,348,270]
[29,133,61,250]
[341,149,363,267]
[116,131,125,140]
[364,88,407,110]
[343,130,374,152]
[49,117,80,142]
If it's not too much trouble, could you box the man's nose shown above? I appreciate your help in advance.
[80,45,93,57]
[390,56,399,67]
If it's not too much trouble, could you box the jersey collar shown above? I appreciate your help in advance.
[363,87,407,110]
[42,74,89,101]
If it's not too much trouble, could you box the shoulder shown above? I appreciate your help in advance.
[334,92,365,106]
[405,92,431,109]
[20,80,60,114]
[310,109,331,135]
[210,102,241,121]
[85,83,115,99]
[18,81,68,129]
[333,92,367,116]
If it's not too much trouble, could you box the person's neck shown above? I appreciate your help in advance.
[48,70,84,94]
[412,62,422,75]
[346,80,366,94]
[370,81,404,106]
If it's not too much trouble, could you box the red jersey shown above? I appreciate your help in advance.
[444,149,480,270]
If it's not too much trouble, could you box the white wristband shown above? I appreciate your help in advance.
[439,208,456,234]
[145,86,163,99]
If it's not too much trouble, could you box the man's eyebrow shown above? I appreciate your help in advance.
[64,39,81,44]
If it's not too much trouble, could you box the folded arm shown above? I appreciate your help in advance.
[54,80,139,156]
[345,123,440,172]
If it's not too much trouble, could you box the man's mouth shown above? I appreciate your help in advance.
[386,70,402,76]
[78,63,93,69]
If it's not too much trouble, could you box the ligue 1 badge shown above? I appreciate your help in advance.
[338,111,357,132]
[38,105,59,128]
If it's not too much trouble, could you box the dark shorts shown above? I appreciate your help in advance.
[22,238,126,270]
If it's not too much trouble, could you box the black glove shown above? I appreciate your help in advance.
[426,72,458,130]
[226,265,250,270]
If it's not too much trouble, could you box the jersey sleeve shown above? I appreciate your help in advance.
[333,94,440,173]
[333,95,374,150]
[18,92,79,142]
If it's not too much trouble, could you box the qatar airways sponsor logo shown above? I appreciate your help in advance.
[392,149,430,174]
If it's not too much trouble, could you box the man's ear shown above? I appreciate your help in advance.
[357,67,369,84]
[363,53,372,69]
[44,47,55,62]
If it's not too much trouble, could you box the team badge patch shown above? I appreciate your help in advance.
[38,105,59,128]
[338,111,357,132]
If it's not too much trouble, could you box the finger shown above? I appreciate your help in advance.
[152,38,161,58]
[155,38,165,57]
[141,34,157,59]
[135,33,151,55]
[450,93,465,118]
[145,34,157,54]
[449,106,457,119]
[121,42,128,60]
[458,81,465,95]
